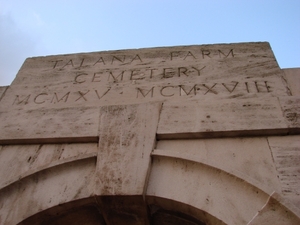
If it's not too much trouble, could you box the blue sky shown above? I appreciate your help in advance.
[0,0,299,86]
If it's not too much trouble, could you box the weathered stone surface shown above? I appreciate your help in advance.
[146,156,270,225]
[157,97,288,139]
[248,194,300,225]
[268,135,300,208]
[283,68,300,96]
[0,106,99,144]
[95,102,161,195]
[91,102,161,224]
[279,96,300,134]
[0,147,97,224]
[0,43,289,115]
[0,143,97,189]
[0,158,96,225]
[0,42,299,224]
[155,137,281,194]
[0,42,292,144]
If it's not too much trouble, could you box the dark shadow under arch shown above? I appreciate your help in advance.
[18,195,225,225]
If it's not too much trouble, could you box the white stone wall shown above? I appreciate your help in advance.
[0,43,299,225]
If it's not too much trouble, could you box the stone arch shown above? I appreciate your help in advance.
[18,196,222,225]
[146,147,300,225]
[0,140,299,224]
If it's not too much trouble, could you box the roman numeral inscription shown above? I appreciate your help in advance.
[13,81,272,106]
[136,81,271,98]
[10,46,285,107]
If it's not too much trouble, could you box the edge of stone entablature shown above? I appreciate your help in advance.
[21,41,272,59]
[0,136,99,145]
[156,129,291,140]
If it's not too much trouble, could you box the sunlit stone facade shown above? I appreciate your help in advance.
[0,42,299,224]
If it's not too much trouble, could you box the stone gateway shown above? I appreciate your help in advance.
[0,42,299,224]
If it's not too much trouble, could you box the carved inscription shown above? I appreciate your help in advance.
[50,49,234,70]
[72,66,206,84]
[136,81,271,99]
[170,49,234,60]
[13,81,273,106]
[51,54,143,69]
[13,88,111,105]
[12,48,280,107]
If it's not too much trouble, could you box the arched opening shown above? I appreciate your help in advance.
[18,196,221,225]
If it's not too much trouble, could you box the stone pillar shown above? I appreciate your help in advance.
[95,103,161,225]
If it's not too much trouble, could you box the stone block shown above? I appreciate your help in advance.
[279,96,300,134]
[146,156,270,225]
[248,194,300,225]
[0,42,291,144]
[283,68,300,96]
[1,42,289,111]
[155,137,281,194]
[0,106,99,144]
[0,158,96,225]
[11,42,284,88]
[157,97,288,139]
[268,135,300,208]
[0,143,97,189]
[95,102,162,196]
